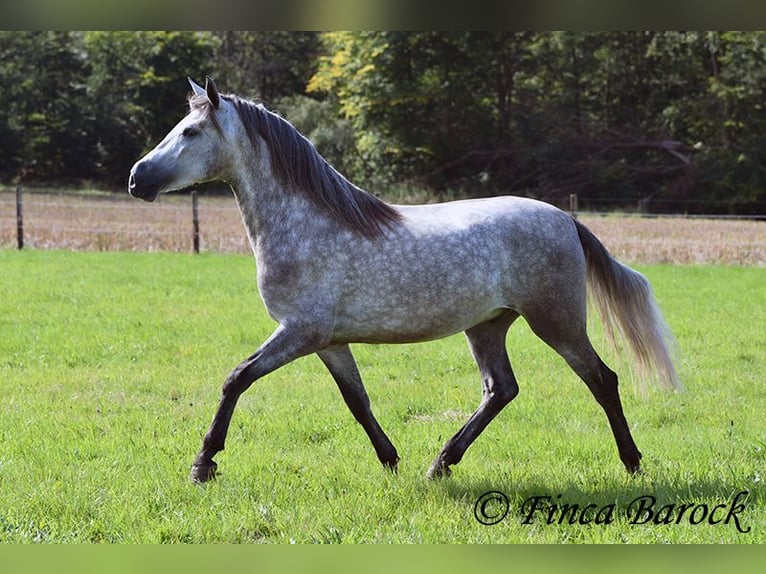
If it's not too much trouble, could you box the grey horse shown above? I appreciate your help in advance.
[128,77,680,484]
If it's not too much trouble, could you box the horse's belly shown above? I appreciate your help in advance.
[330,306,507,344]
[331,271,509,344]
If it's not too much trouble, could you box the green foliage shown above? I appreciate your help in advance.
[0,250,763,542]
[310,31,766,212]
[0,32,219,188]
[2,31,766,211]
[0,32,95,182]
[0,31,323,189]
[309,32,533,189]
[214,31,320,102]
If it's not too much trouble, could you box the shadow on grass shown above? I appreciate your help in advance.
[428,469,760,534]
[438,470,759,499]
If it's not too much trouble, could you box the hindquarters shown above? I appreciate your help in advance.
[508,211,680,393]
[499,213,679,473]
[505,219,647,473]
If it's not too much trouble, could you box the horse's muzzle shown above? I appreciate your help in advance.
[128,162,159,202]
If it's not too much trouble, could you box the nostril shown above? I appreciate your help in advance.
[127,162,160,202]
[128,172,139,197]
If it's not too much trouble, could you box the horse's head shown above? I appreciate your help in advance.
[128,76,233,202]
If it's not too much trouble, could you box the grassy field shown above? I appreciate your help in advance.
[0,248,763,543]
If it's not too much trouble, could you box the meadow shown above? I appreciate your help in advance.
[0,247,764,543]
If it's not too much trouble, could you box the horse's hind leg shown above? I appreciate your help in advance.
[581,355,642,473]
[318,345,399,470]
[427,312,519,479]
[524,309,642,474]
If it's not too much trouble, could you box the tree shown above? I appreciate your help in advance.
[0,31,96,183]
[84,31,217,187]
[0,31,37,179]
[212,31,320,101]
[309,32,537,191]
[1,31,765,213]
[309,31,766,212]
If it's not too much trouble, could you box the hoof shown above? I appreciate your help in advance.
[383,456,399,474]
[190,461,218,483]
[624,456,643,475]
[426,462,452,480]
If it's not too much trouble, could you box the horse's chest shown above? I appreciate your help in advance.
[254,251,335,321]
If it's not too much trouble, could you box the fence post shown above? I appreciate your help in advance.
[569,193,578,219]
[192,190,200,254]
[16,186,24,250]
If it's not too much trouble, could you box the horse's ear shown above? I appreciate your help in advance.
[188,76,206,97]
[205,75,220,109]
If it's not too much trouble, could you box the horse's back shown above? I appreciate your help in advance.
[395,195,577,246]
[395,195,561,225]
[394,196,584,286]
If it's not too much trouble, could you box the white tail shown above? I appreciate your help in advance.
[574,220,682,393]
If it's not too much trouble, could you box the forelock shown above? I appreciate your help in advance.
[186,94,224,134]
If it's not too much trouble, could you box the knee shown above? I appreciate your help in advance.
[600,361,618,383]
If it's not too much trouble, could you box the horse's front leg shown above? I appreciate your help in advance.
[190,323,326,483]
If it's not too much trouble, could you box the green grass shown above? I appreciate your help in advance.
[0,249,763,543]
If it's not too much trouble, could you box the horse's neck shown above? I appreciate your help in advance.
[229,168,334,259]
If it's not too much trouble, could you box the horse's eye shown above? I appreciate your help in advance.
[182,127,199,138]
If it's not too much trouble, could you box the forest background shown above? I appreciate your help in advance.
[2,31,766,214]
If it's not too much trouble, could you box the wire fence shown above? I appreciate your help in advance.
[2,187,765,266]
[0,187,250,254]
[569,198,766,221]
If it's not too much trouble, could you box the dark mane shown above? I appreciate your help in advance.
[192,93,402,239]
